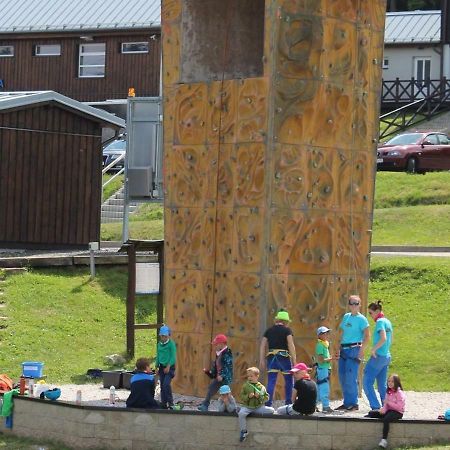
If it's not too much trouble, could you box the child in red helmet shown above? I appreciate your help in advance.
[198,334,233,411]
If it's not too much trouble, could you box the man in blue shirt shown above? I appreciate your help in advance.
[363,301,393,411]
[336,295,370,411]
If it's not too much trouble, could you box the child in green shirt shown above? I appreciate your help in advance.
[315,326,333,413]
[238,367,274,442]
[155,325,177,408]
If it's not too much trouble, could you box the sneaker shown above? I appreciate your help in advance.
[197,403,209,411]
[169,402,184,411]
[322,407,333,413]
[378,438,388,448]
[239,430,248,442]
[335,404,347,410]
[346,404,359,411]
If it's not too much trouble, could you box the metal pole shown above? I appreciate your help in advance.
[126,244,137,357]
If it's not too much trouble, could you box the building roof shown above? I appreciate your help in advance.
[385,10,441,44]
[0,91,125,128]
[0,0,160,34]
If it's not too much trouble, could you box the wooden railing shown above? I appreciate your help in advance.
[382,78,450,105]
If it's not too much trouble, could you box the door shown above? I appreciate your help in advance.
[413,57,431,98]
[419,133,442,170]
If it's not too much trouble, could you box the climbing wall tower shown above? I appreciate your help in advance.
[162,0,386,396]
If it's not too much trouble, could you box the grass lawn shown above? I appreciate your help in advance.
[372,204,450,246]
[102,173,123,202]
[369,256,450,391]
[0,267,157,383]
[1,258,449,392]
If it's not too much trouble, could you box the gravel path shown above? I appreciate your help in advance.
[49,382,449,421]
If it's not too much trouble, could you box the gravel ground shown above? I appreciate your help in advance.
[48,382,449,421]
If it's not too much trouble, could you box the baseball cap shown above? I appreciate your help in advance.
[275,310,290,322]
[317,326,331,336]
[290,362,311,373]
[159,325,171,336]
[219,385,231,395]
[212,334,227,345]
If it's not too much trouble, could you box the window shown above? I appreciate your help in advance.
[438,134,449,145]
[382,58,389,69]
[0,45,14,57]
[35,44,61,56]
[424,134,439,145]
[78,43,106,78]
[121,42,149,54]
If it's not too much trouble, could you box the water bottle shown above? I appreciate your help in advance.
[109,386,116,405]
[76,389,82,405]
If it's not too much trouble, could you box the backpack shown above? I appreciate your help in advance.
[445,409,450,421]
[0,374,13,393]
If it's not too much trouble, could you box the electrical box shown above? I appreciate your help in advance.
[128,166,153,198]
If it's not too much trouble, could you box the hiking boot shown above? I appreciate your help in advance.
[197,403,209,411]
[335,404,347,411]
[322,406,333,413]
[378,438,388,448]
[239,430,248,442]
[346,404,359,411]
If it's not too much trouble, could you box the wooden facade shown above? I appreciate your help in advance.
[0,103,107,247]
[0,31,161,102]
[162,0,386,398]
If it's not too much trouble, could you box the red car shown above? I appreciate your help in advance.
[377,131,450,174]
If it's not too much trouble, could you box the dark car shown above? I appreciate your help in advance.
[102,138,126,172]
[377,131,450,174]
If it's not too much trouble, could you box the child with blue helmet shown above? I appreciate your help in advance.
[155,324,177,409]
[217,384,237,413]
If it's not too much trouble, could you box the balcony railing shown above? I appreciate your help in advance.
[382,78,450,105]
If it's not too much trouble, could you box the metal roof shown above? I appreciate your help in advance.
[0,0,161,34]
[385,10,441,44]
[0,91,125,128]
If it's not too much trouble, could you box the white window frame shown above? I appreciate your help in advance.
[382,58,389,70]
[0,45,14,57]
[121,42,149,54]
[35,44,61,56]
[78,43,106,78]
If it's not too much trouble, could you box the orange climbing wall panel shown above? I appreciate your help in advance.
[162,0,386,397]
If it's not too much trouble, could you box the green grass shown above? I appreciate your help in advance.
[369,256,450,391]
[374,172,450,209]
[0,267,158,382]
[372,204,450,246]
[0,433,75,450]
[102,174,124,202]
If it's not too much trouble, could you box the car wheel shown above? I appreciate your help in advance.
[406,157,418,174]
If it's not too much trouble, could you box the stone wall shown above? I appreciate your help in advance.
[1,398,449,449]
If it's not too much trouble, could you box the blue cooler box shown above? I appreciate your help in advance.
[22,361,44,378]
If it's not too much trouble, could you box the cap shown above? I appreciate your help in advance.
[275,310,290,322]
[290,362,311,373]
[317,326,331,336]
[159,325,171,336]
[212,334,227,345]
[219,385,231,395]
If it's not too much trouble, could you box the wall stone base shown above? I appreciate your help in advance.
[1,398,449,449]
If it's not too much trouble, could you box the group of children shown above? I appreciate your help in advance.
[126,315,405,448]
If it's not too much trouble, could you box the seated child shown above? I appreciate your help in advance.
[198,334,233,411]
[126,357,161,409]
[366,374,406,449]
[238,367,274,442]
[217,384,237,413]
[277,362,317,416]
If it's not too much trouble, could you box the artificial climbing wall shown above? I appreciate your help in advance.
[162,0,386,398]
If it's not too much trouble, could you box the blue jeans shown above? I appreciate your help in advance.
[202,379,222,406]
[338,346,361,407]
[158,365,175,406]
[316,367,330,408]
[265,354,293,406]
[363,355,391,410]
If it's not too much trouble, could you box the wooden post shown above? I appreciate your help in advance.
[126,244,137,357]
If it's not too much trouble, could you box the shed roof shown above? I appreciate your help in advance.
[385,10,441,44]
[0,91,125,128]
[0,0,160,34]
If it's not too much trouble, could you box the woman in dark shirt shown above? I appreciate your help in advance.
[259,309,296,406]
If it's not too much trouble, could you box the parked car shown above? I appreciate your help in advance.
[377,131,450,174]
[102,138,126,172]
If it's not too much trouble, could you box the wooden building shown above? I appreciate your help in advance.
[0,91,125,248]
[0,0,161,102]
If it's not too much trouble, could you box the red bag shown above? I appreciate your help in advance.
[0,374,13,393]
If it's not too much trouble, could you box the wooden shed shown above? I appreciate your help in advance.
[0,91,125,248]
